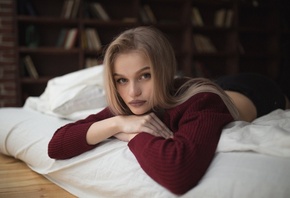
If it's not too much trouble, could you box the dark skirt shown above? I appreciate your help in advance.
[215,73,286,117]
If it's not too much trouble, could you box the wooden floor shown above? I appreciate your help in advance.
[0,153,76,198]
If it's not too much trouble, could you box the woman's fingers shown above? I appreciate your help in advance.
[120,113,173,139]
[144,113,173,138]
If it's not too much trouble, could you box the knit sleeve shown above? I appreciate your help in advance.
[48,107,113,159]
[128,93,233,195]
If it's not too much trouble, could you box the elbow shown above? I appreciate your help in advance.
[47,150,59,159]
[161,159,211,194]
[155,156,208,195]
[161,172,200,195]
[47,139,66,159]
[47,142,59,159]
[149,161,203,195]
[167,185,195,195]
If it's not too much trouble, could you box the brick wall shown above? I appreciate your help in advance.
[0,0,19,107]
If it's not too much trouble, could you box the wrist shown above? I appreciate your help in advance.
[128,133,138,141]
[114,115,123,134]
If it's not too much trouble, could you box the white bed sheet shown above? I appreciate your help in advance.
[1,107,290,198]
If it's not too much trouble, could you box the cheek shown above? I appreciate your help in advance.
[116,86,126,99]
[146,81,154,92]
[145,83,154,98]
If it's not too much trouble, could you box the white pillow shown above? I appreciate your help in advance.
[24,65,107,119]
[52,85,106,115]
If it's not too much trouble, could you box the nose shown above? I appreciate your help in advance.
[128,81,141,97]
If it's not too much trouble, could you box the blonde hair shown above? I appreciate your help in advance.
[103,26,239,120]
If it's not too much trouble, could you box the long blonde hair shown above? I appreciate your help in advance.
[103,26,239,120]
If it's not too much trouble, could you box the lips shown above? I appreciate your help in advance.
[128,100,146,107]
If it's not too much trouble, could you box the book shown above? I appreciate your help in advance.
[20,58,28,77]
[85,29,93,49]
[71,0,81,18]
[81,30,88,49]
[90,3,110,21]
[60,0,68,18]
[23,55,39,79]
[85,58,102,68]
[191,7,203,26]
[214,9,234,27]
[139,7,151,23]
[56,28,68,47]
[214,9,226,27]
[61,0,74,19]
[225,9,234,27]
[85,28,102,51]
[91,29,102,51]
[143,5,157,24]
[193,34,216,53]
[64,28,78,49]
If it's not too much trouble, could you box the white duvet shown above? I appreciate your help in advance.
[0,108,290,198]
[1,66,290,197]
[218,109,290,157]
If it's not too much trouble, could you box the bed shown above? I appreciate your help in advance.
[1,65,290,198]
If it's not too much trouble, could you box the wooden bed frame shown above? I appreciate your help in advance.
[0,153,76,198]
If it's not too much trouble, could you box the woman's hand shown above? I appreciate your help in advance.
[114,112,173,142]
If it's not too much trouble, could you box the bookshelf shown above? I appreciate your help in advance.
[190,0,282,80]
[14,0,191,105]
[237,0,280,79]
[14,0,284,105]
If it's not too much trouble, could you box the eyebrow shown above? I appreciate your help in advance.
[113,66,150,77]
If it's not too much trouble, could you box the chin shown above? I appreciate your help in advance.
[132,111,146,115]
[130,108,150,115]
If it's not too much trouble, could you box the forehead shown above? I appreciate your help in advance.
[113,51,150,73]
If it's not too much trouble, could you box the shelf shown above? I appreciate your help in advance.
[17,16,80,24]
[19,47,80,54]
[82,19,139,26]
[193,51,235,58]
[21,77,52,84]
[14,0,283,106]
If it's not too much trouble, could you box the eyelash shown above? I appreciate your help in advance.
[115,73,151,84]
[140,73,151,80]
[116,78,127,84]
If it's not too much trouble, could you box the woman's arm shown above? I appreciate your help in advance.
[48,108,173,159]
[48,108,114,159]
[88,112,173,144]
[128,93,234,195]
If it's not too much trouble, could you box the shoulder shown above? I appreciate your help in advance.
[165,92,233,132]
[167,92,231,119]
[181,92,225,110]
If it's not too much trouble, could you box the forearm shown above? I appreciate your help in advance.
[128,132,217,195]
[86,116,121,145]
[48,122,97,159]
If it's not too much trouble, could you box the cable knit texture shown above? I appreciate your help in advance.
[48,92,233,194]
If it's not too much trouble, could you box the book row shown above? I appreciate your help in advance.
[21,55,100,78]
[192,7,234,27]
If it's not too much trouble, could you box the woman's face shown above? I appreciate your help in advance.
[113,51,153,115]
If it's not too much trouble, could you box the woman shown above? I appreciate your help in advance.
[48,26,289,194]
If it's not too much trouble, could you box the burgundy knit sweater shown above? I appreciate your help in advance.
[48,92,233,194]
